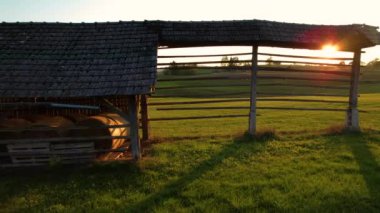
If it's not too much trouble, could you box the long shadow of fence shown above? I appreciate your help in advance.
[126,136,268,212]
[325,132,380,208]
[349,133,380,205]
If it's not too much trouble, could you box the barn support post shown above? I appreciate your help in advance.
[248,45,259,135]
[128,95,141,160]
[140,94,149,141]
[346,49,361,131]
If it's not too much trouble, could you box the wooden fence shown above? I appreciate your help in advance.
[143,47,366,137]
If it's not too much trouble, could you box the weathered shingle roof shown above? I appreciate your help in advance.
[0,21,158,98]
[155,20,380,50]
[0,20,379,98]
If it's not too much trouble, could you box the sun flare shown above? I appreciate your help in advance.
[322,44,338,52]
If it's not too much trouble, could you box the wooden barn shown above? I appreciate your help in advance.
[0,21,158,166]
[0,20,379,166]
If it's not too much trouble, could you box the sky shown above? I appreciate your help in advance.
[0,0,379,63]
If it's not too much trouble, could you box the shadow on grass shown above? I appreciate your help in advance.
[325,131,380,208]
[0,161,144,211]
[0,134,271,212]
[349,133,380,205]
[125,134,271,212]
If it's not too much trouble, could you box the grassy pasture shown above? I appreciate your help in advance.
[0,68,379,212]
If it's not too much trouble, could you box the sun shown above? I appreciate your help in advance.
[322,44,338,52]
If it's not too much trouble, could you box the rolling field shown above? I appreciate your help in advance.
[0,68,380,212]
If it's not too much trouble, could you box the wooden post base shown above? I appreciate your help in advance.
[346,108,360,131]
[128,96,141,160]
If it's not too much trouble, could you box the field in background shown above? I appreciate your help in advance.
[0,68,379,212]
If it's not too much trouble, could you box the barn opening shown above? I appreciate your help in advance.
[149,45,358,137]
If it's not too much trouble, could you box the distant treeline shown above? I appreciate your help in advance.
[162,61,197,75]
[366,58,380,70]
[162,56,380,76]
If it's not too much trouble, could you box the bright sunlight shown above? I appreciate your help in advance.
[322,44,338,52]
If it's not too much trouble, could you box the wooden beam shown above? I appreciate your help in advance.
[257,52,353,61]
[101,98,130,121]
[127,96,141,160]
[150,98,251,106]
[140,95,150,141]
[158,52,252,58]
[158,76,240,82]
[0,135,130,145]
[157,52,353,61]
[157,76,350,83]
[152,92,350,99]
[257,92,349,97]
[249,46,258,135]
[259,67,351,76]
[346,49,361,131]
[257,76,350,83]
[149,114,249,121]
[155,106,366,112]
[0,124,130,133]
[157,51,353,61]
[155,83,349,90]
[149,98,347,106]
[0,102,100,110]
[157,59,351,67]
[0,147,129,157]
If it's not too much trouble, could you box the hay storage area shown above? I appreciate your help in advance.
[0,112,130,166]
[67,113,130,160]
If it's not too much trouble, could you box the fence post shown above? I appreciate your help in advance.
[346,49,361,131]
[140,94,149,141]
[128,95,141,160]
[249,45,259,135]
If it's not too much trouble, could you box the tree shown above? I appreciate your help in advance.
[228,57,240,67]
[169,61,177,69]
[221,56,229,67]
[221,56,241,68]
[273,60,281,66]
[266,57,274,65]
[367,58,380,70]
[241,62,251,67]
[163,60,197,76]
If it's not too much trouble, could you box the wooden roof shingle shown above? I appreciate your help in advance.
[0,21,158,98]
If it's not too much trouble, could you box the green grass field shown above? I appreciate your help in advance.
[0,68,379,212]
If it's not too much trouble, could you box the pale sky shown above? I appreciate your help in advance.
[0,0,379,62]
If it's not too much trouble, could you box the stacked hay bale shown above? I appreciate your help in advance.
[0,113,130,166]
[0,118,32,164]
[67,113,129,160]
[22,115,74,139]
[0,116,75,165]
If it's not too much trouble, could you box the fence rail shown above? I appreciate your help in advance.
[158,52,353,61]
[156,83,349,90]
[157,76,351,83]
[149,98,347,106]
[148,114,249,121]
[153,47,363,131]
[155,106,367,113]
[157,59,351,67]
